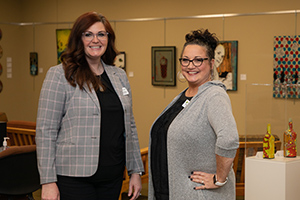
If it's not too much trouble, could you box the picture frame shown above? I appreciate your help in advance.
[56,29,71,64]
[213,41,238,91]
[151,46,176,86]
[114,52,126,71]
[30,52,38,76]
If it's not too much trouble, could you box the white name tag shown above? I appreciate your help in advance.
[122,87,129,95]
[182,99,190,108]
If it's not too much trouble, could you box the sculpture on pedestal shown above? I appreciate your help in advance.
[263,123,275,159]
[284,118,297,157]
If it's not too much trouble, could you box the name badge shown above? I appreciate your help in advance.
[182,99,190,108]
[122,87,129,95]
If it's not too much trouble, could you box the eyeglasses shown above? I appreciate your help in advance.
[179,57,209,67]
[82,31,109,42]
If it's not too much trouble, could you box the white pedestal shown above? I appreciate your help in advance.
[245,156,300,200]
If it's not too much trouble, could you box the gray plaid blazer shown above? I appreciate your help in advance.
[36,62,144,184]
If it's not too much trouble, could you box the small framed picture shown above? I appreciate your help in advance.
[114,52,126,71]
[30,52,38,76]
[151,46,176,86]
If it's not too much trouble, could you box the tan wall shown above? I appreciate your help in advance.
[0,0,300,149]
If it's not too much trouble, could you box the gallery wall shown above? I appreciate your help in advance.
[0,0,300,148]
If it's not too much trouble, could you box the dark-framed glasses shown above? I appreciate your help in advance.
[82,31,109,42]
[179,57,209,67]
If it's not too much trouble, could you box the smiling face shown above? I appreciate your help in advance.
[181,44,214,88]
[82,22,108,61]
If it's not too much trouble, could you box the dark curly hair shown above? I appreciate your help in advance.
[61,12,118,91]
[181,29,219,61]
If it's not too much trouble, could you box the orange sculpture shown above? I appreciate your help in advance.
[284,119,297,157]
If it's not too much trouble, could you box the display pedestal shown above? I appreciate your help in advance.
[245,156,300,200]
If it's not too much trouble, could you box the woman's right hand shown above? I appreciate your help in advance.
[41,182,60,200]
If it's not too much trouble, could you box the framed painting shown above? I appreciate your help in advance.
[213,41,238,91]
[56,29,71,64]
[114,52,126,71]
[0,80,2,93]
[30,52,38,76]
[0,45,3,59]
[273,35,300,99]
[151,46,176,86]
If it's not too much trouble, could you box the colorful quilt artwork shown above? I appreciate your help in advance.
[273,35,300,98]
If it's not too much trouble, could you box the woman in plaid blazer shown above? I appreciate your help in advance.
[36,12,144,200]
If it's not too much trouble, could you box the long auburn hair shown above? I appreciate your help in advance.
[61,12,118,91]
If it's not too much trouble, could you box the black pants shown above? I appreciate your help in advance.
[57,164,124,200]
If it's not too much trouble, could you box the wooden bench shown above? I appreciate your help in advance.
[6,127,36,146]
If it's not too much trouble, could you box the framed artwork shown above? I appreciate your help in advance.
[273,35,300,99]
[0,28,2,40]
[0,80,2,93]
[151,46,176,86]
[56,29,71,64]
[30,52,38,76]
[114,52,126,71]
[0,63,2,76]
[213,41,238,91]
[0,45,3,59]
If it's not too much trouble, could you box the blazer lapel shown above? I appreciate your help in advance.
[104,65,127,110]
[83,84,100,112]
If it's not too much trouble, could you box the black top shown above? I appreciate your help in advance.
[150,92,192,200]
[96,71,125,167]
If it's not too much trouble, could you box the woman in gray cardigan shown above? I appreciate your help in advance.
[149,29,239,200]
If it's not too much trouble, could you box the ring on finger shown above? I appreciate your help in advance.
[201,180,204,184]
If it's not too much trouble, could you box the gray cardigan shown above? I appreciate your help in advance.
[148,81,239,200]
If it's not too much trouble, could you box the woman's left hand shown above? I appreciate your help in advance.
[189,171,219,190]
[128,173,142,200]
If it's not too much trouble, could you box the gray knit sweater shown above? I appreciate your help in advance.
[148,81,239,200]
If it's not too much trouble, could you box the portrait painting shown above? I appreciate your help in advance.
[213,41,238,91]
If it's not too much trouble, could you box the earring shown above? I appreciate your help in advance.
[177,71,186,83]
[210,69,214,80]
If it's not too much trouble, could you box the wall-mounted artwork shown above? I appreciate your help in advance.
[213,41,238,91]
[0,45,3,59]
[0,80,2,93]
[0,28,2,41]
[56,29,71,64]
[30,52,38,76]
[0,63,2,76]
[114,52,126,71]
[151,46,176,86]
[273,35,300,98]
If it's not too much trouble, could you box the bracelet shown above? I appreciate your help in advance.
[213,175,228,187]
